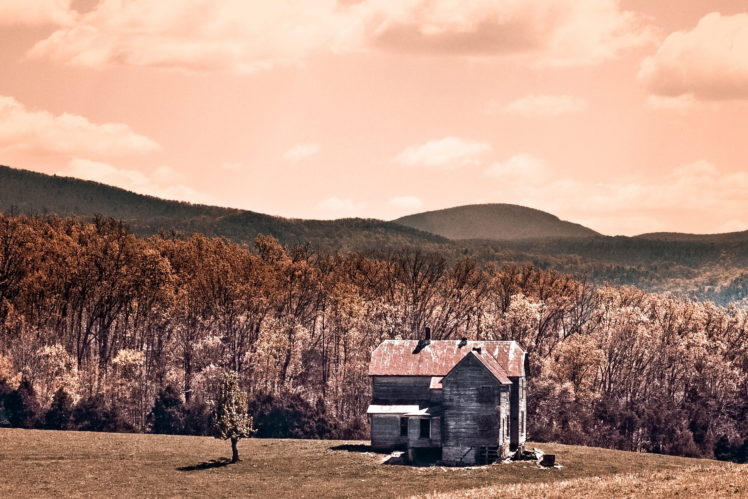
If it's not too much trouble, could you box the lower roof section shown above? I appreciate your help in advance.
[367,404,420,415]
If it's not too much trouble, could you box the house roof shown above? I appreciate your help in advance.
[367,404,420,415]
[469,350,512,385]
[368,340,525,378]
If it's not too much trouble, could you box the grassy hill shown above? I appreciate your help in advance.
[395,204,600,241]
[0,429,742,498]
[0,165,447,252]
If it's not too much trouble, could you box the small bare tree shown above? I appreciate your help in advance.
[211,371,255,463]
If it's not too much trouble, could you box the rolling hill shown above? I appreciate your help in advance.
[394,204,600,241]
[634,231,748,243]
[0,165,447,252]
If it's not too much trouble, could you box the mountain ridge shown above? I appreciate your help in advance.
[2,164,748,306]
[394,203,601,241]
[0,164,448,251]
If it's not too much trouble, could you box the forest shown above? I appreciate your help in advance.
[0,214,746,462]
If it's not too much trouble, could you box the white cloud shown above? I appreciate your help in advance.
[0,0,76,26]
[645,94,698,113]
[28,0,652,72]
[639,12,748,100]
[0,95,160,158]
[388,195,423,210]
[61,158,217,205]
[283,142,321,161]
[485,154,546,181]
[317,196,367,216]
[394,137,492,169]
[366,0,653,67]
[501,94,588,116]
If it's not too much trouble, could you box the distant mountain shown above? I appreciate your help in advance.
[394,204,600,241]
[2,164,748,307]
[0,165,447,251]
[634,231,748,243]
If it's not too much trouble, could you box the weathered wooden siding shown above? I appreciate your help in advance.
[370,414,407,450]
[441,354,510,464]
[509,376,527,448]
[371,376,432,404]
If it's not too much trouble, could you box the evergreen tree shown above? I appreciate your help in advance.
[4,378,40,428]
[44,388,74,430]
[73,394,133,433]
[210,371,255,463]
[150,385,185,434]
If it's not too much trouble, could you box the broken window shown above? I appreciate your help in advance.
[419,418,430,439]
[400,417,408,437]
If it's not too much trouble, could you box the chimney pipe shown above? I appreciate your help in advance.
[424,326,431,341]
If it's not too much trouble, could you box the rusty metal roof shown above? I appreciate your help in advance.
[471,350,512,384]
[368,340,525,377]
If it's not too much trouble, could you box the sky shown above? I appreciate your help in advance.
[1,0,747,236]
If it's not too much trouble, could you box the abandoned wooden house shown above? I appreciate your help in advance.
[367,333,527,465]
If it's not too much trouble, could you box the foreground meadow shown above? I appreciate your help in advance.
[1,429,745,498]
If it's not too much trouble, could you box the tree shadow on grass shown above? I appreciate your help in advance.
[177,457,232,471]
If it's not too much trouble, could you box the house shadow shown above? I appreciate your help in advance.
[330,444,448,466]
[177,457,232,471]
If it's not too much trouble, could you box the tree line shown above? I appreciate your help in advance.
[0,214,746,462]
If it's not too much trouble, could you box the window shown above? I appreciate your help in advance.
[477,386,494,404]
[520,411,525,436]
[400,417,408,437]
[504,417,509,438]
[419,418,430,439]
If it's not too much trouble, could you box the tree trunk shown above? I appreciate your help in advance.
[231,437,240,463]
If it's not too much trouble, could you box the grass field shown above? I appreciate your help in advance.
[0,428,744,498]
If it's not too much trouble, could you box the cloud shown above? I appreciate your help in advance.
[0,0,76,26]
[0,95,160,158]
[500,94,588,116]
[283,142,321,161]
[645,94,698,113]
[484,154,546,180]
[484,156,748,235]
[365,0,653,67]
[28,0,652,72]
[639,12,748,101]
[61,158,217,205]
[394,137,492,169]
[317,196,367,216]
[388,195,423,210]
